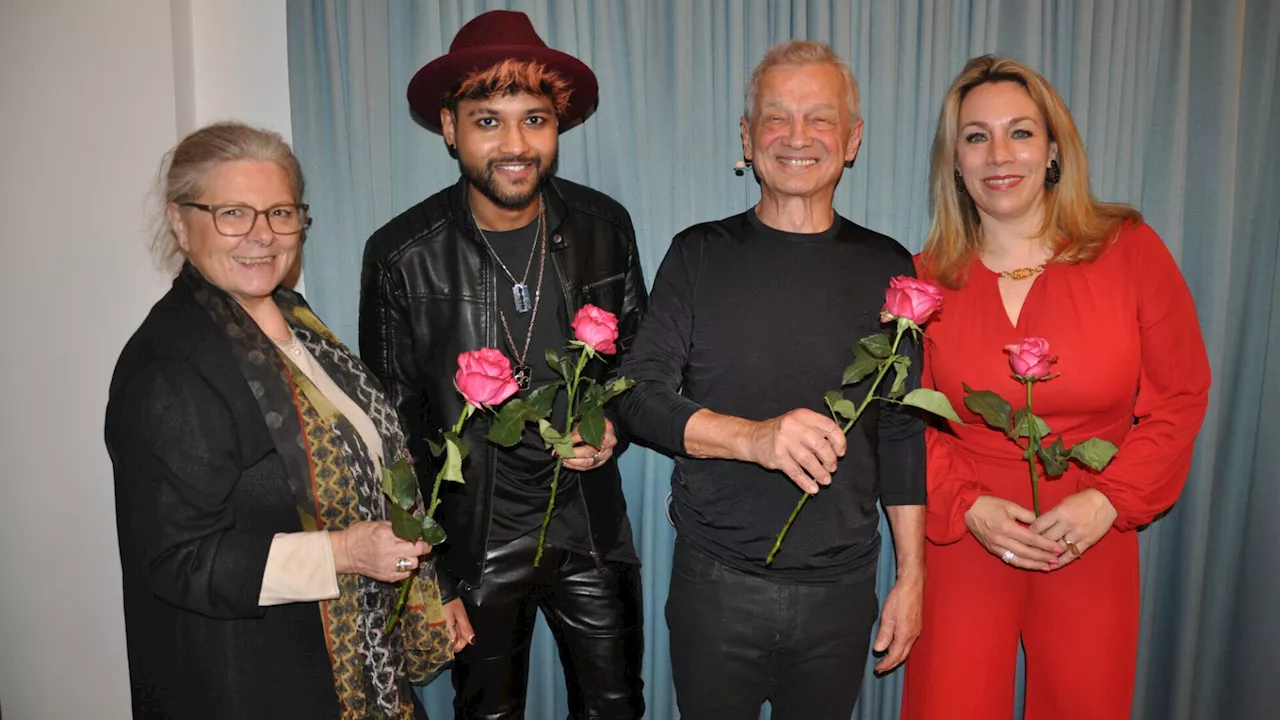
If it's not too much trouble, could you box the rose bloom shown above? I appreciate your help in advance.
[571,304,620,355]
[881,275,944,325]
[1004,337,1058,380]
[454,348,519,408]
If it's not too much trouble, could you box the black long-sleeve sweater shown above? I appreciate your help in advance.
[615,210,926,583]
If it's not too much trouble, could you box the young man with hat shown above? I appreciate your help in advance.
[359,10,647,719]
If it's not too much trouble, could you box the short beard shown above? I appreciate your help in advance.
[459,152,559,211]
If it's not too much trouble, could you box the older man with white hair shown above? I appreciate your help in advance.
[615,41,927,719]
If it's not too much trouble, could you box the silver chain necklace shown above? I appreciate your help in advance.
[471,201,542,313]
[478,199,547,390]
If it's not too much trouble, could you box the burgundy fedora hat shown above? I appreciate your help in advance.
[407,10,599,134]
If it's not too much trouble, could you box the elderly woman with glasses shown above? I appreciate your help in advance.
[105,122,455,720]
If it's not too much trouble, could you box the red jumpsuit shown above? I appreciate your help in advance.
[901,222,1210,719]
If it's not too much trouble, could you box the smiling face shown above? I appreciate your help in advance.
[954,80,1058,226]
[168,160,300,308]
[441,91,559,213]
[741,62,863,205]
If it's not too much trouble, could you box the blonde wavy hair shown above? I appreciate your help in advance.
[920,55,1141,289]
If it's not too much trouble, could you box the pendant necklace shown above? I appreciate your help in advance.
[472,202,542,313]
[483,200,547,390]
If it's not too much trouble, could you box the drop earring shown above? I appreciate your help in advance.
[1044,158,1061,187]
[954,170,967,195]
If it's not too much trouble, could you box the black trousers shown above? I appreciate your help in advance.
[451,533,645,719]
[666,535,879,720]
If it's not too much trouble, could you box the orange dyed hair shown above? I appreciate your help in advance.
[446,59,573,119]
[919,55,1142,289]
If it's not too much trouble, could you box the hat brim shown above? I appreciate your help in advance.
[407,45,599,134]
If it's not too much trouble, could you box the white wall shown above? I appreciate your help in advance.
[0,1,291,717]
[176,0,293,138]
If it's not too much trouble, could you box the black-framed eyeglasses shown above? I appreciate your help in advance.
[180,202,312,237]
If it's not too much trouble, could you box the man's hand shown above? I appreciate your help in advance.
[876,504,926,673]
[442,598,475,653]
[742,409,847,493]
[872,573,923,673]
[561,417,618,472]
[683,408,845,492]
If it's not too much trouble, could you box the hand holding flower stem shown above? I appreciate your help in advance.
[766,277,961,566]
[488,305,634,567]
[533,347,592,567]
[384,349,518,633]
[962,338,1119,517]
[766,323,911,566]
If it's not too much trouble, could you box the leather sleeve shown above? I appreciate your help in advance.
[358,258,440,494]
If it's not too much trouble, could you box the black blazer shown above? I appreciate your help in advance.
[105,276,339,719]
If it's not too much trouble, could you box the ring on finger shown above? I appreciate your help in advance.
[1063,539,1083,557]
[394,557,413,573]
[591,451,601,465]
[1001,549,1016,564]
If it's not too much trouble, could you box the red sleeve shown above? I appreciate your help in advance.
[1076,224,1211,531]
[924,427,984,544]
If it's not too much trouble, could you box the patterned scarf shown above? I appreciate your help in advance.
[182,264,452,718]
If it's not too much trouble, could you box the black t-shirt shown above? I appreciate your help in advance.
[615,210,925,583]
[480,220,637,563]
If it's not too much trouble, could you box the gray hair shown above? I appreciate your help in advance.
[151,122,304,272]
[744,40,861,124]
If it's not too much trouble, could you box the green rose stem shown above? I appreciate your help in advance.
[1025,380,1042,517]
[387,403,474,634]
[534,348,592,567]
[430,405,474,516]
[766,324,907,566]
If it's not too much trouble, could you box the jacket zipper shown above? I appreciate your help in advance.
[582,271,625,292]
[473,244,498,589]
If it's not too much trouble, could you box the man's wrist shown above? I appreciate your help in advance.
[895,564,926,585]
[731,416,760,464]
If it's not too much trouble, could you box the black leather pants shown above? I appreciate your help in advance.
[451,533,645,719]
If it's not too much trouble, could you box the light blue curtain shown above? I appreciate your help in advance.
[287,1,1280,718]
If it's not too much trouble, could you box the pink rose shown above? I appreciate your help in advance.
[454,348,519,408]
[1004,337,1058,380]
[881,275,945,325]
[571,304,620,355]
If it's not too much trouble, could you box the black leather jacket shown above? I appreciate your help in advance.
[360,177,647,599]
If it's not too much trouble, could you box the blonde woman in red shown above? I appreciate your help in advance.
[901,56,1210,719]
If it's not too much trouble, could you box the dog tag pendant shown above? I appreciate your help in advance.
[512,283,531,313]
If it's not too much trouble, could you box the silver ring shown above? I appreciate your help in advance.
[1001,550,1016,564]
[394,557,413,572]
[592,452,601,464]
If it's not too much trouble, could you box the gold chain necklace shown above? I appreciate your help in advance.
[998,264,1046,281]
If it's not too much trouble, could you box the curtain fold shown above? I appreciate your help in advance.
[287,1,1280,717]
